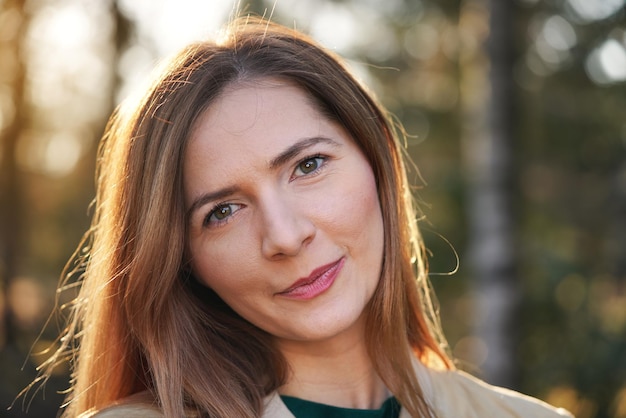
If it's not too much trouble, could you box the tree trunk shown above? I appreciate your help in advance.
[460,0,519,388]
[0,0,28,349]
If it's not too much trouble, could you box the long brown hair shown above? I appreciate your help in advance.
[45,17,452,418]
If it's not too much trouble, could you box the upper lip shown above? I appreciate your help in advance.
[279,258,343,294]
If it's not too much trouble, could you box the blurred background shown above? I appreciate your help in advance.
[0,0,625,416]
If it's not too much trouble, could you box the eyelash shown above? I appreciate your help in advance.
[202,153,329,228]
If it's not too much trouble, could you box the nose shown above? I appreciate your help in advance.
[259,192,316,260]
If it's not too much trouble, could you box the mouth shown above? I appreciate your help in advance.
[277,257,345,300]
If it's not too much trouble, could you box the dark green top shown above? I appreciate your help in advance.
[280,395,401,418]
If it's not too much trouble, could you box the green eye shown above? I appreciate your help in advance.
[204,203,241,227]
[299,158,319,173]
[295,156,325,176]
[213,205,232,220]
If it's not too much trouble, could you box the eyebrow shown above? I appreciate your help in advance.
[186,186,241,220]
[269,136,340,170]
[187,136,341,219]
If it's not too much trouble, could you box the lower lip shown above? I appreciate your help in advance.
[279,258,345,300]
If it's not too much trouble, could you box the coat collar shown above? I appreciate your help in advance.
[261,358,433,418]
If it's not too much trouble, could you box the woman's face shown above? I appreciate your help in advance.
[184,80,384,345]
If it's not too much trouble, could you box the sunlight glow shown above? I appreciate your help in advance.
[542,15,577,51]
[16,131,83,177]
[42,5,91,49]
[119,0,235,55]
[309,3,358,53]
[43,133,82,177]
[530,14,577,72]
[585,38,626,84]
[566,0,625,22]
[21,2,113,177]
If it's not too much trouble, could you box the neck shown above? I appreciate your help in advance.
[276,317,389,409]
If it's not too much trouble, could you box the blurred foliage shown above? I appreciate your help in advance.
[0,0,624,417]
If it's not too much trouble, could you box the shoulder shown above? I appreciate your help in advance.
[417,363,574,418]
[78,392,164,418]
[82,404,163,418]
[262,392,296,418]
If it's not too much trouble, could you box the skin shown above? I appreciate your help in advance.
[184,79,388,409]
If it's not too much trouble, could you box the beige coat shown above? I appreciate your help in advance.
[84,360,573,418]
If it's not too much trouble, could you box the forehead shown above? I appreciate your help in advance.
[182,80,340,200]
[188,81,323,162]
[194,80,320,141]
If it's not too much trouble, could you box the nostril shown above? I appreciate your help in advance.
[260,213,316,260]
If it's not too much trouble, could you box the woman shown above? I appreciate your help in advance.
[44,17,572,418]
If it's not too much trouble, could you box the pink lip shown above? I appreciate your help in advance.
[278,257,345,300]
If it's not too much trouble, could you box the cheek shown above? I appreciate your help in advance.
[322,165,384,262]
[341,168,381,230]
[189,235,259,293]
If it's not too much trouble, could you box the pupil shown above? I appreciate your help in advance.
[216,206,231,219]
[302,159,317,173]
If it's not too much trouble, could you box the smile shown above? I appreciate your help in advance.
[277,257,345,300]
